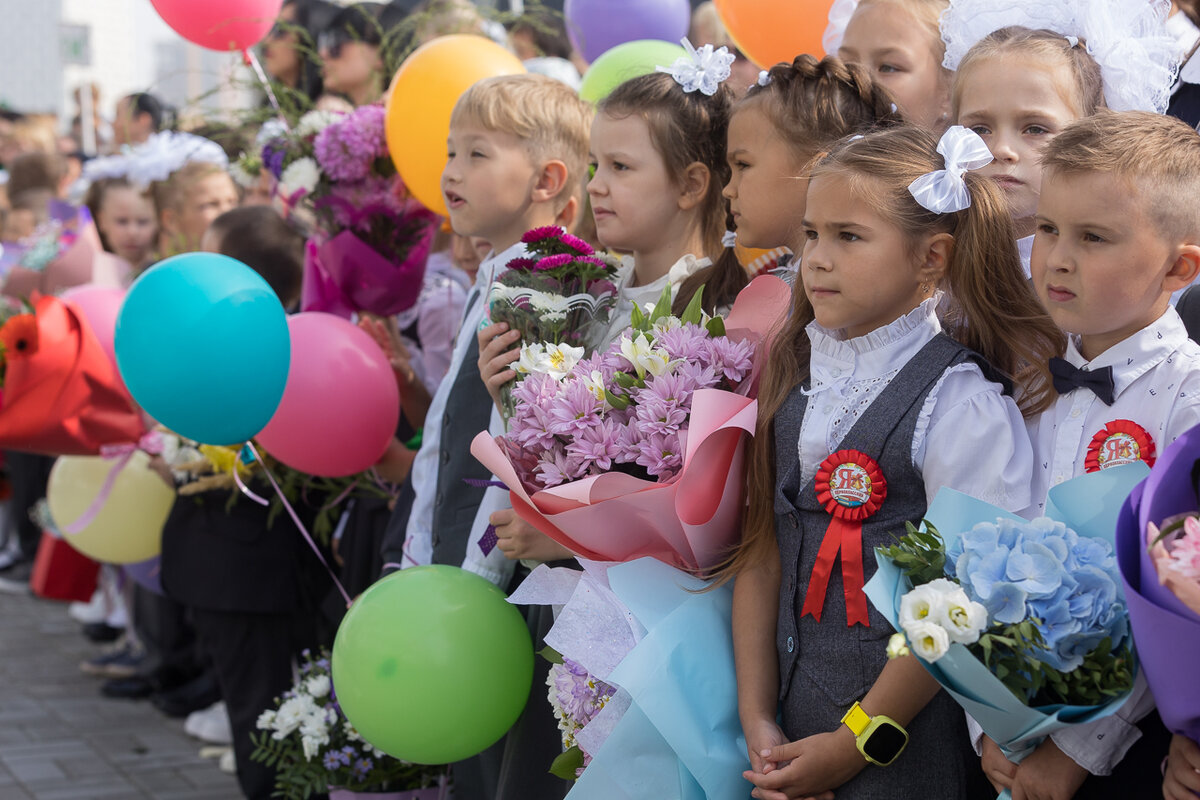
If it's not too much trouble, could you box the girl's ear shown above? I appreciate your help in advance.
[677,161,711,211]
[159,207,179,236]
[1164,243,1200,294]
[531,159,569,205]
[919,232,955,285]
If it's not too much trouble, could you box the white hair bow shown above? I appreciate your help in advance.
[907,126,993,213]
[656,38,735,96]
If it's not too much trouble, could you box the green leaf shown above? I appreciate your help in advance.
[538,646,564,665]
[679,285,705,326]
[604,389,630,410]
[649,284,674,324]
[706,315,726,337]
[630,302,645,330]
[612,371,638,389]
[549,746,585,781]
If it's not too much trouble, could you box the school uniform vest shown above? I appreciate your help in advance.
[430,327,493,567]
[772,334,980,798]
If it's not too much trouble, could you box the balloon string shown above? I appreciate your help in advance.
[245,442,353,608]
[244,48,289,131]
[61,450,135,535]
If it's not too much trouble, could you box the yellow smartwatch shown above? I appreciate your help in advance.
[840,701,908,767]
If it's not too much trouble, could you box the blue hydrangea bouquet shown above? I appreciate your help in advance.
[864,464,1149,781]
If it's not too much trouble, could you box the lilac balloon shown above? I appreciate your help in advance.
[565,0,691,63]
[124,556,163,595]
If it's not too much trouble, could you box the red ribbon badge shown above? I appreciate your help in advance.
[1084,420,1155,473]
[802,450,887,627]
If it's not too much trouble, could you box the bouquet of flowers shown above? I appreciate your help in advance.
[1,201,125,297]
[1115,424,1200,743]
[237,109,440,318]
[251,649,445,800]
[545,653,618,780]
[865,465,1147,772]
[488,227,619,416]
[475,276,791,797]
[0,294,146,455]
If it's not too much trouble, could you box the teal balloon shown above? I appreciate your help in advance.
[332,566,534,765]
[114,253,290,445]
[579,39,688,103]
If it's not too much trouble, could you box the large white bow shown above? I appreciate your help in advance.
[906,126,994,214]
[655,38,735,97]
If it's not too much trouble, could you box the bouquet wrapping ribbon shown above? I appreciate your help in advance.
[803,449,886,626]
[0,295,146,455]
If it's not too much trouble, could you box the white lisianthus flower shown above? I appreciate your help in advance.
[619,333,673,378]
[907,620,951,662]
[543,343,584,381]
[297,109,343,137]
[255,709,277,731]
[885,632,911,660]
[304,674,331,699]
[931,584,988,645]
[279,156,320,198]
[515,343,546,376]
[899,582,946,631]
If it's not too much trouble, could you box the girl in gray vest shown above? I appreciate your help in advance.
[724,125,1064,799]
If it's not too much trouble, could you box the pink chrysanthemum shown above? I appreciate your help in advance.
[535,254,573,271]
[521,226,562,245]
[558,233,594,256]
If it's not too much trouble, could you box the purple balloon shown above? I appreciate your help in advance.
[123,556,163,595]
[565,0,691,63]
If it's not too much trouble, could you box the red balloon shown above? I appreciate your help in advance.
[256,313,400,477]
[150,0,284,52]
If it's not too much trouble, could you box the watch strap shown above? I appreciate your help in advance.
[841,701,871,737]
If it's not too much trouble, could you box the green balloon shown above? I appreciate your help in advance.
[579,39,688,104]
[331,566,534,764]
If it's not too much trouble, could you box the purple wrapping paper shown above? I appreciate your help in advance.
[304,230,431,318]
[1116,426,1200,742]
[302,238,354,319]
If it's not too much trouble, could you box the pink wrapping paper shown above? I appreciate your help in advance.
[470,274,791,572]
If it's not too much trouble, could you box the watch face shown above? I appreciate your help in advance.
[862,722,907,764]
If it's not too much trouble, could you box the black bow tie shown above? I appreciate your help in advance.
[1049,357,1116,406]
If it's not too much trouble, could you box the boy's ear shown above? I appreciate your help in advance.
[554,194,580,234]
[677,161,710,211]
[920,232,954,285]
[530,159,569,205]
[1164,242,1200,293]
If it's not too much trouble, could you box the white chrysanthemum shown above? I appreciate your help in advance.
[297,109,343,137]
[272,695,314,738]
[907,620,951,662]
[279,156,320,198]
[255,117,289,146]
[304,674,331,699]
[255,709,277,731]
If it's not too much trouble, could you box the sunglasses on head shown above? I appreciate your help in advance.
[318,29,353,59]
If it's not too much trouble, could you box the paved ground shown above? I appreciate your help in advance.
[0,591,240,799]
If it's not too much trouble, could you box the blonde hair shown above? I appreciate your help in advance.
[859,0,950,63]
[151,161,228,214]
[952,26,1104,119]
[451,72,592,213]
[1041,111,1200,242]
[717,125,1063,579]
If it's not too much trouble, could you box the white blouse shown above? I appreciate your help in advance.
[798,294,1032,512]
[604,254,711,341]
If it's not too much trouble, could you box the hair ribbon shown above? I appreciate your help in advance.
[906,126,993,214]
[656,37,735,96]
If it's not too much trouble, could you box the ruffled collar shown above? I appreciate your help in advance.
[806,293,944,382]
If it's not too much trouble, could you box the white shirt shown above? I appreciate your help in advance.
[1017,235,1034,279]
[799,295,1033,512]
[400,242,525,568]
[1014,306,1200,773]
[461,253,710,585]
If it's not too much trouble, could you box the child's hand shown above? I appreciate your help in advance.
[744,726,862,800]
[743,717,788,775]
[476,322,521,409]
[358,315,419,389]
[1164,734,1200,799]
[981,734,1018,793]
[489,508,573,562]
[1010,738,1088,800]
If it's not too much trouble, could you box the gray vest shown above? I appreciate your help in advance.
[430,297,494,567]
[771,334,985,795]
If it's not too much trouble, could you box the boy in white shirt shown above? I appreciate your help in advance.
[983,112,1200,800]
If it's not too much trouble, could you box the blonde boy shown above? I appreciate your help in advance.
[985,111,1200,800]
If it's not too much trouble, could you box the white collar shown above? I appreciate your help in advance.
[475,241,528,292]
[1064,306,1188,398]
[807,293,944,381]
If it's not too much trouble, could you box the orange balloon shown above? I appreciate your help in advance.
[385,35,526,218]
[713,0,835,68]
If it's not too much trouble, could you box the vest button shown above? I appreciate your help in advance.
[441,450,451,465]
[786,636,795,653]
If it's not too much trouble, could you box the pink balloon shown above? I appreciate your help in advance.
[150,0,284,52]
[61,285,127,367]
[257,313,399,478]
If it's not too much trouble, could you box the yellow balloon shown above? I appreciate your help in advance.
[48,451,176,565]
[385,34,526,218]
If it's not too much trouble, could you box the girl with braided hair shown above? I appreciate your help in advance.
[723,54,901,264]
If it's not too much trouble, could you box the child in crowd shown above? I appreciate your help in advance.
[727,125,1062,799]
[85,177,157,274]
[942,0,1179,274]
[152,160,238,257]
[388,72,591,800]
[828,0,952,131]
[983,111,1200,800]
[723,54,900,262]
